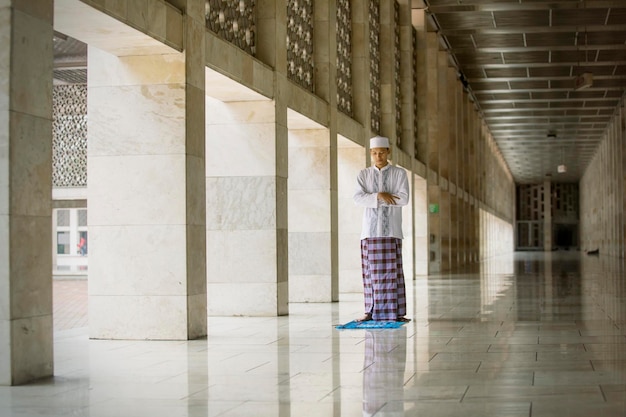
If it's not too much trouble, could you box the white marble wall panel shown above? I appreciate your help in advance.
[206,98,276,125]
[88,155,186,225]
[287,129,332,302]
[88,47,184,87]
[400,167,414,279]
[206,122,277,177]
[89,295,189,340]
[289,232,332,276]
[206,99,276,178]
[207,282,286,316]
[289,128,328,148]
[88,86,185,155]
[289,275,332,303]
[206,229,279,284]
[88,77,186,158]
[289,147,330,191]
[338,231,363,293]
[337,140,366,294]
[206,176,276,230]
[414,176,429,276]
[88,224,187,295]
[288,190,331,233]
[205,96,288,315]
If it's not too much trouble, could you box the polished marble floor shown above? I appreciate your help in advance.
[2,251,626,416]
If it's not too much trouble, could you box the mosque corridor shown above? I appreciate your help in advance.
[1,251,625,417]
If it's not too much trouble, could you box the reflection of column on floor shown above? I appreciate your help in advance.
[206,98,288,316]
[362,329,407,416]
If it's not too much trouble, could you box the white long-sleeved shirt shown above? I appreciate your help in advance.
[353,164,409,239]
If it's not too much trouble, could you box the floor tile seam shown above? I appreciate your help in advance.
[458,385,470,402]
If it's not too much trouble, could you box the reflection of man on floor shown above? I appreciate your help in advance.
[362,329,407,417]
[354,135,410,322]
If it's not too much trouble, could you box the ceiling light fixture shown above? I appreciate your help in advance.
[574,72,593,91]
[557,146,567,174]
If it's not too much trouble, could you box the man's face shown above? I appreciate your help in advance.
[370,147,390,168]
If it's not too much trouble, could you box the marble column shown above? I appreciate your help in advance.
[205,97,289,316]
[543,179,553,251]
[87,34,206,339]
[425,31,441,274]
[338,137,365,293]
[0,1,54,385]
[288,129,333,302]
[413,176,428,276]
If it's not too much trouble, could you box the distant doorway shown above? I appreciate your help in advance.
[554,223,578,249]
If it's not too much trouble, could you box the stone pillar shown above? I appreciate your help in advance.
[620,103,626,258]
[450,73,461,270]
[379,0,396,139]
[338,137,365,292]
[205,97,288,316]
[87,4,207,339]
[208,0,289,316]
[288,129,333,302]
[413,175,428,275]
[0,1,54,385]
[543,179,552,251]
[438,51,451,272]
[425,32,441,274]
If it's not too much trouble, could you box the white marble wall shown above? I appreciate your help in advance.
[0,1,54,385]
[413,175,428,276]
[206,98,289,315]
[87,47,205,340]
[337,137,366,293]
[288,129,332,302]
[400,166,414,281]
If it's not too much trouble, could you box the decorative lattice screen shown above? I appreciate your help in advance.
[369,0,381,134]
[394,1,401,147]
[336,0,352,116]
[52,84,87,188]
[205,0,256,55]
[286,0,315,92]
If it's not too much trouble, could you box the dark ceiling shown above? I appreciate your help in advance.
[419,0,626,184]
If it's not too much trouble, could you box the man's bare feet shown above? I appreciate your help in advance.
[355,313,372,322]
[396,317,411,322]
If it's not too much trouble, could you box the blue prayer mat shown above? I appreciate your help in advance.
[335,320,408,330]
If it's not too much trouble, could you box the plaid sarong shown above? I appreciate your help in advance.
[361,237,407,321]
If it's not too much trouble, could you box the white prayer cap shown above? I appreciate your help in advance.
[369,135,390,149]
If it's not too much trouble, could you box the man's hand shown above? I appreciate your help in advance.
[378,192,399,205]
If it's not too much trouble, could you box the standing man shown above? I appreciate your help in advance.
[353,135,410,322]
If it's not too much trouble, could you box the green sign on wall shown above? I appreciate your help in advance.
[428,204,439,213]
